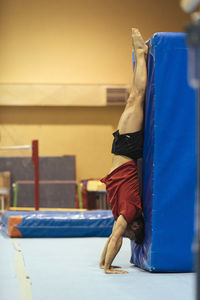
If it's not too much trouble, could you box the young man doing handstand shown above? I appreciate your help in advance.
[99,28,148,274]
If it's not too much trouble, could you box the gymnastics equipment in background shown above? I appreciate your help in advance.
[0,149,108,211]
[0,154,76,209]
[0,141,39,211]
[0,171,11,212]
[131,33,197,272]
[0,148,108,211]
[0,176,111,238]
[77,179,108,210]
[1,210,114,238]
[32,140,39,210]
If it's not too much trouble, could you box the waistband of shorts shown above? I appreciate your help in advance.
[113,129,143,137]
[100,160,137,183]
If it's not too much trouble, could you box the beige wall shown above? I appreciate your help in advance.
[0,106,122,179]
[0,0,190,180]
[0,0,189,84]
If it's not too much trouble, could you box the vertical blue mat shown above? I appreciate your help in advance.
[130,33,197,272]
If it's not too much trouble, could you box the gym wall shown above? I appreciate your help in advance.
[0,0,190,180]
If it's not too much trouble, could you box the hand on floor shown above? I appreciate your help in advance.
[105,268,128,274]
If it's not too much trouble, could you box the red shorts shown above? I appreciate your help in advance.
[100,161,142,224]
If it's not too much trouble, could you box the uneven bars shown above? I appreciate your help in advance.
[15,180,77,184]
[32,140,39,211]
[0,145,31,150]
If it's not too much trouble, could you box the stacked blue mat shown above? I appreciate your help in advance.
[1,210,114,238]
[131,33,197,272]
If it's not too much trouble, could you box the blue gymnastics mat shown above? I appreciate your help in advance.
[1,210,114,238]
[130,33,197,272]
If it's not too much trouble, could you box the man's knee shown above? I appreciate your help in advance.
[127,90,145,108]
[124,101,143,118]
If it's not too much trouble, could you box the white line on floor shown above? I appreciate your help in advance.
[12,239,32,300]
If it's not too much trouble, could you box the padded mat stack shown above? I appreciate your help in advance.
[1,210,114,238]
[130,33,196,272]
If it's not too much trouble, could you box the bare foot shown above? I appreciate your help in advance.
[132,28,148,55]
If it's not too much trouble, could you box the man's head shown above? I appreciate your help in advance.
[123,215,145,244]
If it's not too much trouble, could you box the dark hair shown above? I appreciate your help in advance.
[131,215,145,244]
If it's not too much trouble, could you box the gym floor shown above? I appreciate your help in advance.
[0,230,195,300]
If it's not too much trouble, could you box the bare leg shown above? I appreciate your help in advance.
[118,28,147,134]
[110,28,148,172]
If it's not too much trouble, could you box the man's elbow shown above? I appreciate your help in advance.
[110,235,119,243]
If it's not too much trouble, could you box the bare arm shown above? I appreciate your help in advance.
[99,222,121,269]
[104,215,128,274]
[99,235,112,268]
